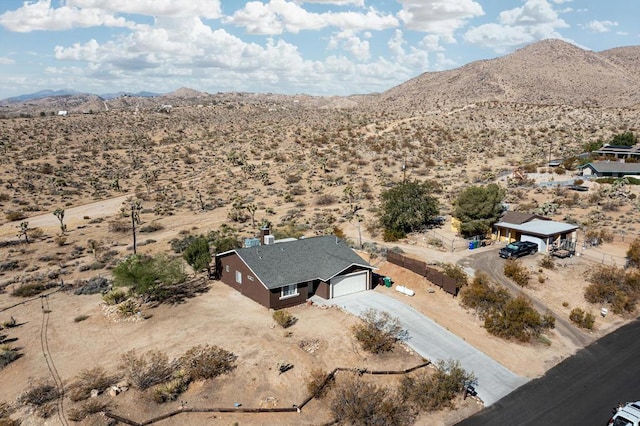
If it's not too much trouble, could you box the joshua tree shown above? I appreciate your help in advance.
[53,208,66,234]
[246,203,258,228]
[17,221,30,243]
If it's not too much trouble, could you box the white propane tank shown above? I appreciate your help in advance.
[395,285,415,296]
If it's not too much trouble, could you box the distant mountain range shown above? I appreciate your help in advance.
[2,89,161,103]
[1,39,639,116]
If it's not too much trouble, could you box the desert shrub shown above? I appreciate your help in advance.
[382,228,404,242]
[119,350,174,390]
[67,399,108,421]
[569,308,595,330]
[112,254,186,301]
[538,255,555,270]
[11,283,50,297]
[0,261,21,272]
[68,367,119,402]
[139,222,164,233]
[54,235,66,246]
[400,359,475,412]
[306,369,334,399]
[441,263,468,288]
[330,377,415,426]
[542,311,556,329]
[73,314,89,322]
[584,265,640,314]
[102,289,127,305]
[117,299,139,317]
[108,220,130,233]
[5,211,26,222]
[151,374,190,403]
[272,309,296,328]
[503,259,530,287]
[0,345,21,370]
[627,237,640,269]
[351,309,407,354]
[178,345,237,381]
[484,297,546,342]
[17,382,59,407]
[316,194,337,206]
[461,274,551,341]
[460,273,510,318]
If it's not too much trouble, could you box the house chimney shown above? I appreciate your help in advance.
[260,226,270,245]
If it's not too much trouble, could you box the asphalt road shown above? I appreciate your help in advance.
[457,318,640,425]
[459,249,592,347]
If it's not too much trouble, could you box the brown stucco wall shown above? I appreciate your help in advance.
[217,252,271,308]
[315,280,330,299]
[268,282,309,309]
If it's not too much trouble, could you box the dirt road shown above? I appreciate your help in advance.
[459,249,592,348]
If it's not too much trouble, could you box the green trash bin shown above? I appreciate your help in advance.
[383,277,392,288]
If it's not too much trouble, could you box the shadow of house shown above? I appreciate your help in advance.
[215,236,374,309]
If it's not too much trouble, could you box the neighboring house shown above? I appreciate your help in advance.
[215,234,374,309]
[579,161,640,178]
[57,110,68,116]
[591,144,640,160]
[494,212,578,253]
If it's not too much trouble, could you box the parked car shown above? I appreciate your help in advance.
[609,401,640,426]
[499,241,538,259]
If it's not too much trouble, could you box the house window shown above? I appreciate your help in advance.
[235,271,242,284]
[225,265,229,272]
[280,284,298,299]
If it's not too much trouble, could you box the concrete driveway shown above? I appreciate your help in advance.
[314,291,529,406]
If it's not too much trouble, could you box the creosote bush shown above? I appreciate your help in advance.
[460,273,553,342]
[178,344,237,381]
[351,309,408,354]
[538,255,555,270]
[68,367,119,402]
[330,376,415,426]
[119,350,174,391]
[399,359,475,412]
[306,369,334,399]
[584,265,640,314]
[272,309,296,328]
[503,259,530,287]
[0,345,21,370]
[569,308,595,330]
[67,399,108,422]
[102,289,127,305]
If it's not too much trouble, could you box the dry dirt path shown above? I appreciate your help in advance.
[459,249,592,348]
[0,194,133,239]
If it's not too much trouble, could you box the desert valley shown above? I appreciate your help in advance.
[0,39,640,425]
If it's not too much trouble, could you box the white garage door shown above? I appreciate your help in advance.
[331,271,368,298]
[521,235,545,253]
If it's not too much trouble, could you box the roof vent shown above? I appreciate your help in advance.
[264,234,275,245]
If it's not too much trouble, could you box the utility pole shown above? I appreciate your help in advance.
[131,201,142,255]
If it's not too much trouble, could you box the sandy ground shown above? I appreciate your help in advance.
[0,189,636,425]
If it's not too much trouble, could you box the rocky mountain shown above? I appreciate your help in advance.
[1,39,638,117]
[375,39,640,113]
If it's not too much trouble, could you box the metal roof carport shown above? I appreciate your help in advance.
[493,219,579,252]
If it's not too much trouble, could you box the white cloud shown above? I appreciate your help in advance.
[0,57,15,65]
[328,31,370,61]
[0,0,138,32]
[68,0,222,19]
[0,0,222,32]
[224,0,398,35]
[396,0,484,36]
[299,0,364,5]
[464,0,570,52]
[582,20,618,33]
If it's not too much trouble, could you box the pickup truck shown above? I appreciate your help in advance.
[499,241,538,259]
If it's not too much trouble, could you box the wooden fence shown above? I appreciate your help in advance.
[386,251,459,296]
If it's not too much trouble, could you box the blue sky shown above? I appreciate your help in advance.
[0,0,637,99]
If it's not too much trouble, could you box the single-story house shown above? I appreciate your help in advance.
[579,161,640,178]
[591,144,640,160]
[215,235,374,309]
[494,211,578,253]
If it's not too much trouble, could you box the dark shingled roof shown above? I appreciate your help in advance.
[500,211,550,225]
[580,161,640,174]
[227,236,372,290]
